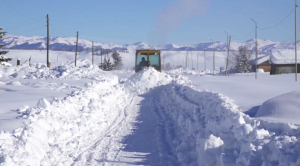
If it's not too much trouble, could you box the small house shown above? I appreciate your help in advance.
[248,54,271,72]
[269,49,300,75]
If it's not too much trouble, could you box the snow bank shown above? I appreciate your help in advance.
[166,68,205,76]
[155,84,300,166]
[0,74,133,165]
[255,91,300,124]
[6,81,22,86]
[257,68,265,73]
[124,67,173,94]
[0,60,103,80]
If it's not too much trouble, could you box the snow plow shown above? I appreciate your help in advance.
[135,50,161,72]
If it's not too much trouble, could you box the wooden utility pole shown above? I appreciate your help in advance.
[163,53,165,67]
[227,36,231,77]
[209,38,215,75]
[204,48,206,73]
[47,14,50,67]
[251,18,258,79]
[213,45,215,75]
[224,31,229,76]
[295,0,298,81]
[191,52,193,69]
[75,31,79,67]
[197,52,199,71]
[101,47,103,65]
[186,51,188,69]
[92,41,94,65]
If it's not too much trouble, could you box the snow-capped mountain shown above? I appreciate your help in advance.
[1,35,300,52]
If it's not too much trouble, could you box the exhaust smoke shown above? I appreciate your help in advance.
[154,0,208,45]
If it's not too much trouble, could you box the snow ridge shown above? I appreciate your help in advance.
[1,64,300,165]
[154,83,300,165]
[0,75,132,165]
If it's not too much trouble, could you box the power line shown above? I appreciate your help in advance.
[258,8,295,30]
[6,19,44,31]
[15,26,45,36]
[1,0,38,21]
[232,29,255,41]
[80,35,135,44]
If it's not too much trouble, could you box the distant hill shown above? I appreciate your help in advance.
[1,35,300,52]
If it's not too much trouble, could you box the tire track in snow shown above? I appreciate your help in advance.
[151,96,180,166]
[72,89,182,165]
[71,95,136,165]
[107,88,180,166]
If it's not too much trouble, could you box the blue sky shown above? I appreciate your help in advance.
[1,0,298,45]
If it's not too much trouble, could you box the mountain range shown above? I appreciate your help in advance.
[1,35,299,52]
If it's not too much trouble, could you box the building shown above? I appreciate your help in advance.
[248,54,271,72]
[269,49,300,75]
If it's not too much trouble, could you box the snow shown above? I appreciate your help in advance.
[124,67,173,94]
[248,54,269,65]
[270,49,300,64]
[255,90,300,124]
[181,72,300,117]
[1,49,300,165]
[2,35,300,52]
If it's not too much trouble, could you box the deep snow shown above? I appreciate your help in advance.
[255,91,300,124]
[1,50,300,165]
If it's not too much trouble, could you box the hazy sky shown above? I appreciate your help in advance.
[1,0,298,45]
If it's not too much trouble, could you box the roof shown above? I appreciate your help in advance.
[270,49,300,64]
[248,54,270,65]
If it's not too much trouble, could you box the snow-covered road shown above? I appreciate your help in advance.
[1,63,300,166]
[73,93,179,166]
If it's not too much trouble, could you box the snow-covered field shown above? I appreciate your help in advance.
[1,50,300,165]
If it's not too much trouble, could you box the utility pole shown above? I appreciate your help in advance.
[92,41,94,65]
[224,31,229,76]
[197,51,199,71]
[75,31,79,67]
[106,50,108,60]
[101,47,103,66]
[213,44,215,75]
[46,14,50,67]
[191,51,193,69]
[209,38,215,75]
[251,18,258,79]
[204,48,206,73]
[227,35,231,77]
[186,51,188,69]
[163,53,165,67]
[295,0,298,81]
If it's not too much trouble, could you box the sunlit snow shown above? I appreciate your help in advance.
[0,50,300,165]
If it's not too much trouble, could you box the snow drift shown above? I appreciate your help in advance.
[1,62,300,166]
[0,74,132,165]
[124,67,173,94]
[255,90,300,125]
[153,84,300,165]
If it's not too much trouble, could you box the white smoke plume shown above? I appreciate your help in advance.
[153,0,208,44]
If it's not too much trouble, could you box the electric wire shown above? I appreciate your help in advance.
[2,5,31,21]
[258,8,295,30]
[1,0,38,21]
[15,26,45,36]
[6,19,45,31]
[80,35,134,44]
[231,29,255,41]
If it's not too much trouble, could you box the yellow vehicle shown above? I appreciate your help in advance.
[135,50,161,72]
